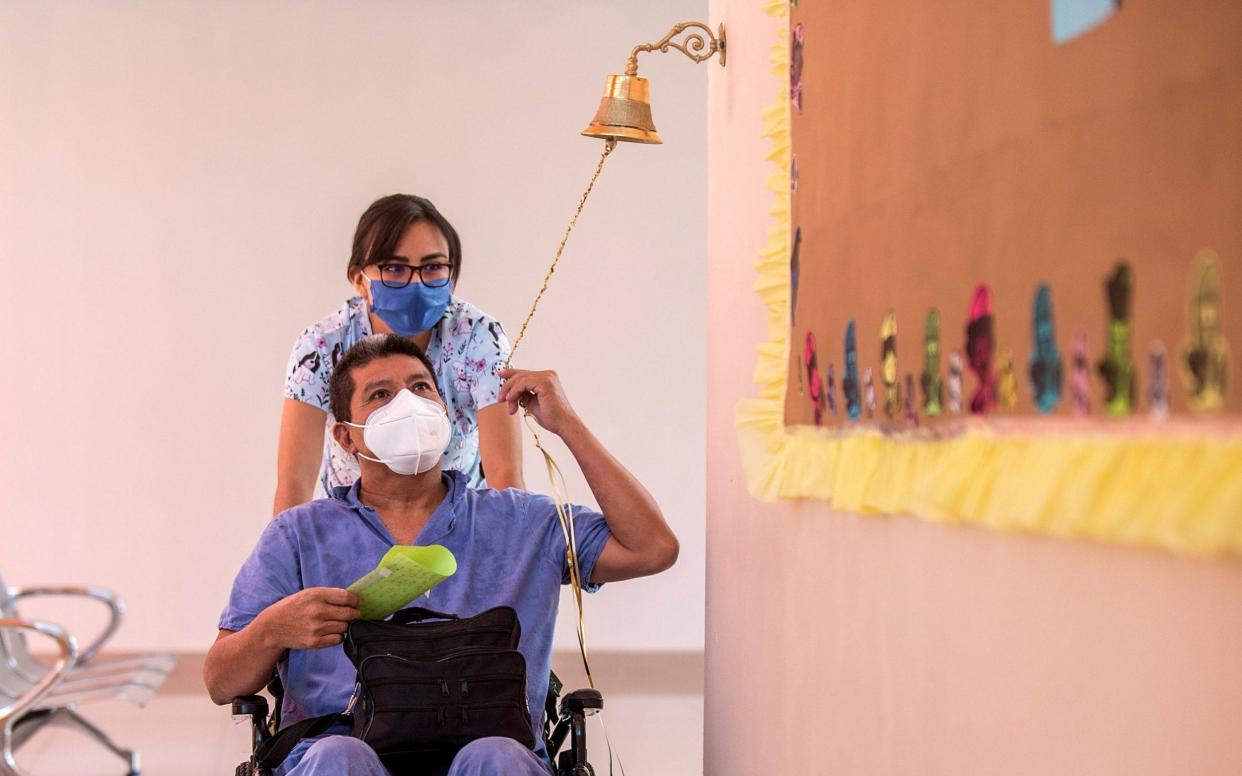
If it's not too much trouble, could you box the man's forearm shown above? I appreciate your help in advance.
[559,418,677,577]
[495,368,678,580]
[203,621,284,705]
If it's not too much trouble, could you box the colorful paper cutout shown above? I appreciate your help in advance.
[791,227,803,394]
[904,373,918,426]
[965,284,997,415]
[805,330,825,426]
[1180,251,1229,413]
[1071,332,1091,417]
[864,368,876,419]
[1096,261,1135,416]
[790,23,805,113]
[1051,0,1120,44]
[1149,340,1170,421]
[1028,283,1063,413]
[790,226,802,326]
[825,363,838,416]
[741,0,1242,559]
[881,311,900,419]
[920,309,944,417]
[843,319,861,420]
[998,348,1018,410]
[947,352,963,414]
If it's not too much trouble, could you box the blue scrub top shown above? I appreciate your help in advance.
[219,470,611,762]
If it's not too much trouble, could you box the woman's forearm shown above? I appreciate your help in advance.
[477,402,525,489]
[274,399,327,515]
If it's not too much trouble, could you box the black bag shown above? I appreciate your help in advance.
[256,606,534,772]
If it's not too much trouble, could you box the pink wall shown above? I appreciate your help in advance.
[705,2,1242,773]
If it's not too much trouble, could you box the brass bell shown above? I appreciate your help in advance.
[581,74,662,144]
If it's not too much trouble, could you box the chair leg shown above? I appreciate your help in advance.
[7,711,54,754]
[3,719,32,776]
[59,709,141,775]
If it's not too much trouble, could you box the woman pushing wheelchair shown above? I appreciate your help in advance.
[274,194,525,516]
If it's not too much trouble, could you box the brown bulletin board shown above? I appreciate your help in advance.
[784,0,1242,427]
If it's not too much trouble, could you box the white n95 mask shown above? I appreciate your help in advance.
[343,389,451,475]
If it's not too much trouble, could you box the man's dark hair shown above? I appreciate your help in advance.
[329,334,440,422]
[347,194,462,286]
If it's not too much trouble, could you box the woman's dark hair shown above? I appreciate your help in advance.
[329,334,441,423]
[347,194,462,286]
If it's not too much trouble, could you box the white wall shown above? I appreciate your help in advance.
[0,1,705,655]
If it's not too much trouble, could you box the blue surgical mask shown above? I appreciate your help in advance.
[367,277,451,336]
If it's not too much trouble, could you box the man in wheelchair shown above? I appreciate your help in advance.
[203,334,679,775]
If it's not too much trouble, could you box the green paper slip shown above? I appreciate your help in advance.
[347,545,458,620]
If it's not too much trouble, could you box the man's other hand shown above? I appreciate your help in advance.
[497,369,582,437]
[255,587,360,650]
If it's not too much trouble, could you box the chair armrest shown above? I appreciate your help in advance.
[6,585,123,664]
[547,688,604,766]
[0,618,78,724]
[232,694,273,752]
[559,688,603,717]
[231,695,269,719]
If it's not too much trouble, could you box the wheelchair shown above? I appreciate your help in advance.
[230,670,603,775]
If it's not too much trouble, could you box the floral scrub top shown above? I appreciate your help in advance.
[284,296,510,494]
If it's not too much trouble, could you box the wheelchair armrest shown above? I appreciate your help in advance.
[231,694,272,752]
[559,688,603,717]
[231,695,269,719]
[548,688,604,774]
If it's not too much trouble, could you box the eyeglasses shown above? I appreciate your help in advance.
[375,262,452,289]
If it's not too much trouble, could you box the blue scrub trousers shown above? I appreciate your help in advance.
[275,735,552,776]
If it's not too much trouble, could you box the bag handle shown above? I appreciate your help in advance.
[255,712,349,769]
[388,606,461,624]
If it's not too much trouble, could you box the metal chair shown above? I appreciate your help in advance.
[0,572,176,776]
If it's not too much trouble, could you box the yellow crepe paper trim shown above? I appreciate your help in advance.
[734,1,1242,557]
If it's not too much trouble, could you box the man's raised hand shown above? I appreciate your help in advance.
[497,369,582,438]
